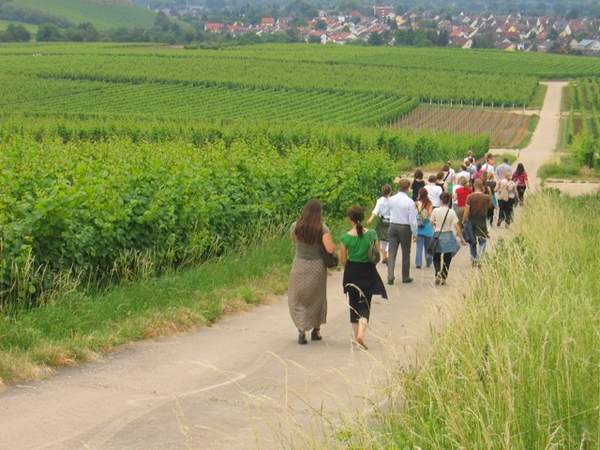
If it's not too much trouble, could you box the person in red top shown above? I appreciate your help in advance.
[512,163,529,205]
[453,175,472,222]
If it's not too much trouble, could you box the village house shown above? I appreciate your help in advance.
[204,22,224,33]
[373,6,395,20]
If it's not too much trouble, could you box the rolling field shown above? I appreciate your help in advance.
[0,74,418,125]
[0,44,539,107]
[1,42,598,307]
[391,105,535,148]
[5,0,155,29]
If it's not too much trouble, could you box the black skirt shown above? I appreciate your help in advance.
[342,261,388,299]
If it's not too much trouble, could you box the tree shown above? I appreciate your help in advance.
[36,24,64,41]
[0,24,31,42]
[472,32,496,49]
[367,32,384,46]
[77,22,100,41]
[315,20,327,30]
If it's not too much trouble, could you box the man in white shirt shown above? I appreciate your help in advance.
[455,165,471,186]
[496,158,512,180]
[424,175,443,208]
[387,179,418,285]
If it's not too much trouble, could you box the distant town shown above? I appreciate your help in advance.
[158,4,600,55]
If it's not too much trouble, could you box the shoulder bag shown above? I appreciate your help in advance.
[320,230,338,268]
[367,230,381,265]
[427,208,450,256]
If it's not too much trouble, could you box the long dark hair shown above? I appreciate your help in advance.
[295,199,323,245]
[417,187,432,210]
[515,163,526,176]
[347,205,365,238]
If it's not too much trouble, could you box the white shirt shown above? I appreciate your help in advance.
[482,162,495,175]
[431,206,459,233]
[389,191,418,235]
[455,170,470,184]
[372,196,391,220]
[424,183,443,208]
[445,168,456,184]
[466,164,477,178]
[496,162,512,180]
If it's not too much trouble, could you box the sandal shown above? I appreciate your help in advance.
[298,330,307,345]
[311,328,322,341]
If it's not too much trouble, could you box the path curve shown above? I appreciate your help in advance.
[0,82,565,450]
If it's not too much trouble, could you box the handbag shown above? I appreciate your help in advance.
[368,238,380,265]
[427,208,450,256]
[320,242,338,268]
[319,229,338,268]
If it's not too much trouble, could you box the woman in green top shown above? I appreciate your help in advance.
[339,206,388,350]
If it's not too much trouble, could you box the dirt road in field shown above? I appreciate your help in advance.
[0,83,565,450]
[518,81,568,188]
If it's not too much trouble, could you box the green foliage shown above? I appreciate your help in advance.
[0,43,543,106]
[566,79,600,169]
[6,0,156,30]
[0,23,30,41]
[0,134,396,306]
[0,73,417,126]
[0,114,489,163]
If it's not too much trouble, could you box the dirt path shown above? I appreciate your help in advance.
[519,81,568,188]
[0,83,565,450]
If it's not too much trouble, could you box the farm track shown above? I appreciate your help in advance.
[0,83,566,450]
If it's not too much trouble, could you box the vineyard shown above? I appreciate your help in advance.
[564,79,600,169]
[0,116,487,305]
[391,105,535,148]
[3,42,600,306]
[0,44,540,106]
[0,74,417,126]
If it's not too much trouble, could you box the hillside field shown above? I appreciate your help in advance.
[0,42,597,312]
[3,0,155,29]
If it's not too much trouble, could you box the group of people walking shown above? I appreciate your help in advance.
[287,152,528,350]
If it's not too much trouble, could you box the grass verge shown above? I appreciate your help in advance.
[539,154,600,181]
[516,113,540,149]
[347,192,599,448]
[0,234,294,384]
[530,83,548,110]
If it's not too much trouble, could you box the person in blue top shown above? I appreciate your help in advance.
[415,188,434,269]
[339,206,387,350]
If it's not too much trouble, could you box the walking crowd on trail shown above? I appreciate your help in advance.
[288,152,529,350]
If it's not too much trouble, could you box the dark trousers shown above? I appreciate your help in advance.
[387,224,412,282]
[433,252,453,280]
[498,199,513,224]
[517,186,526,205]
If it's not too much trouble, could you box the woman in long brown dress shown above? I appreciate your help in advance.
[289,199,336,345]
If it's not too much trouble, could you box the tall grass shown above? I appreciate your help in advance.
[351,192,599,449]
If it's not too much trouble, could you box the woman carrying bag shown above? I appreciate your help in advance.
[429,193,466,286]
[415,188,434,269]
[288,199,336,345]
[340,206,388,350]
